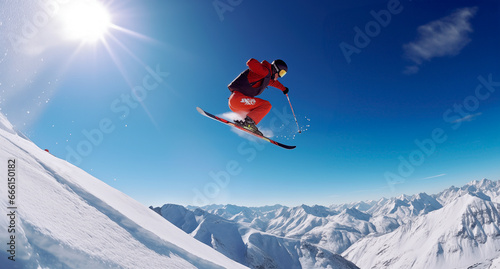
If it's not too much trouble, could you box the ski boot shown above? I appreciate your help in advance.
[235,116,263,136]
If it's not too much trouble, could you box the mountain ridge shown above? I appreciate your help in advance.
[156,178,500,269]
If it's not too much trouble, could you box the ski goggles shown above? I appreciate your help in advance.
[278,69,287,78]
[273,64,287,78]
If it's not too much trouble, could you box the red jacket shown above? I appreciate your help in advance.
[228,58,287,97]
[247,59,287,91]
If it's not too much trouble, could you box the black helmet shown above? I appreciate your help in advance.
[272,59,287,77]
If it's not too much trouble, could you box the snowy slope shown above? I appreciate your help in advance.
[0,112,247,269]
[153,204,360,269]
[185,179,500,269]
[344,186,500,268]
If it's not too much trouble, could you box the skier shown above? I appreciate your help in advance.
[228,58,289,136]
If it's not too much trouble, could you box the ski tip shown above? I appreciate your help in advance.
[196,107,205,115]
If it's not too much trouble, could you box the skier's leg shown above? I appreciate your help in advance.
[228,91,249,118]
[228,92,271,124]
[247,98,271,124]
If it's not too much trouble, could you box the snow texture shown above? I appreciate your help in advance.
[153,204,360,269]
[166,180,500,269]
[3,109,500,269]
[0,112,247,269]
[344,180,500,269]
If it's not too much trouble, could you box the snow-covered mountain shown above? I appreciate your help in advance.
[345,179,500,269]
[5,108,499,269]
[0,112,247,269]
[157,178,500,269]
[344,192,500,268]
[199,203,390,255]
[151,204,360,269]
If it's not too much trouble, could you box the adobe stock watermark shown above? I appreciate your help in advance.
[339,0,404,64]
[7,0,69,54]
[6,159,17,262]
[192,105,295,206]
[385,74,500,192]
[65,65,169,165]
[213,0,243,21]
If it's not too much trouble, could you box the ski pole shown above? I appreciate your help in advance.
[286,94,301,133]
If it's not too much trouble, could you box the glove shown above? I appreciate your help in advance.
[283,87,289,95]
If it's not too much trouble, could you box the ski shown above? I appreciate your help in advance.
[196,107,296,150]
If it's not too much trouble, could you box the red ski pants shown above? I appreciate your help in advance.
[228,91,271,124]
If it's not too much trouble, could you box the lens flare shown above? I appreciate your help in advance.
[61,1,111,43]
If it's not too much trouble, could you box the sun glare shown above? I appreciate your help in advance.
[61,1,111,43]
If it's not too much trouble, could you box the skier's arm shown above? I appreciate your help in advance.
[269,79,287,92]
[247,58,269,76]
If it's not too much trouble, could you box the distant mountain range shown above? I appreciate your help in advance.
[152,178,500,269]
[4,107,496,269]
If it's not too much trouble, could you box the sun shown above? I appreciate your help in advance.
[61,0,111,43]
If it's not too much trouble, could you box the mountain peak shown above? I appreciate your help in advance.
[470,178,495,189]
[345,187,500,269]
[297,204,334,217]
[341,207,371,221]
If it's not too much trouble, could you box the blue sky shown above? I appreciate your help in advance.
[1,0,499,207]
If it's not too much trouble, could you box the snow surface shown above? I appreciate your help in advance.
[4,108,500,269]
[0,112,16,134]
[153,204,360,269]
[344,193,500,268]
[169,179,500,269]
[0,112,247,269]
[197,203,385,256]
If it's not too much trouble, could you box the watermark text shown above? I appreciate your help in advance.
[6,159,17,262]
